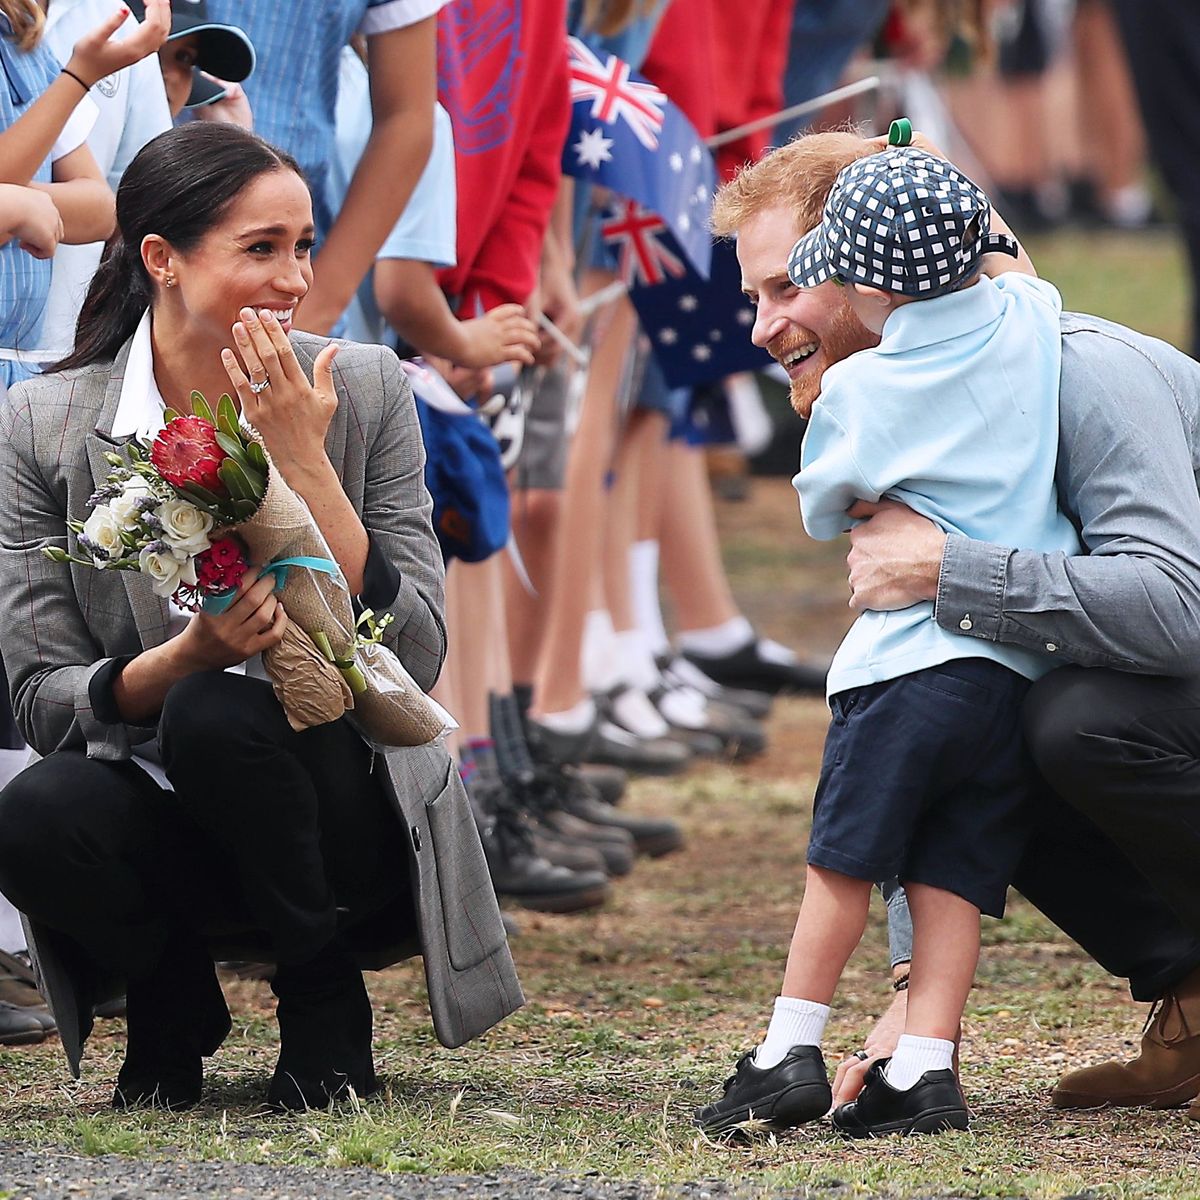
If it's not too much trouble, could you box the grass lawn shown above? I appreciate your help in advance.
[0,229,1196,1198]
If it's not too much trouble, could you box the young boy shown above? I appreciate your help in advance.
[696,147,1081,1137]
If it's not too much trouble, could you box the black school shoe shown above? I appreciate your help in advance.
[694,1045,831,1135]
[831,1059,969,1137]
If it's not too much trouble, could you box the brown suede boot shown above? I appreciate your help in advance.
[1052,967,1200,1109]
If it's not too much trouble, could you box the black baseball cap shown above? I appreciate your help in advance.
[128,0,255,109]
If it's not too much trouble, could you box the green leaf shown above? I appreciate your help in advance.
[240,464,265,498]
[189,390,216,425]
[218,459,251,501]
[180,483,226,509]
[234,498,259,520]
[214,430,252,472]
[162,407,181,424]
[216,393,242,443]
[103,452,125,468]
[246,441,268,473]
[42,546,70,563]
[312,631,335,662]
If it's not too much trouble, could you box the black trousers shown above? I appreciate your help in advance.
[1112,0,1200,359]
[0,672,411,982]
[1018,665,1200,1001]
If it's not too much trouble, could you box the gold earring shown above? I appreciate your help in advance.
[163,273,176,288]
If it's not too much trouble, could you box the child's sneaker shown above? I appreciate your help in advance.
[694,1045,831,1135]
[831,1059,969,1137]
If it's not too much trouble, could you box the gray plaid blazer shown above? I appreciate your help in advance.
[0,331,523,1077]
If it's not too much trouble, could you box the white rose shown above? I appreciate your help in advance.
[155,498,214,556]
[81,505,124,566]
[109,477,153,532]
[138,544,197,597]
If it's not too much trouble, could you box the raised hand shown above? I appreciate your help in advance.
[221,307,340,479]
[67,0,171,87]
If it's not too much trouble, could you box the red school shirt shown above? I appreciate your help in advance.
[436,0,571,313]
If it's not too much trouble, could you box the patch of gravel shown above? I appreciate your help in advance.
[0,1147,1051,1200]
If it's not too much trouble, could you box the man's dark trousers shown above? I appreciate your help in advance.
[1019,665,1200,1000]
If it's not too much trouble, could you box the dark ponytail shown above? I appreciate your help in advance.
[49,123,304,374]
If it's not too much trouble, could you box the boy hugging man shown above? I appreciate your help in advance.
[697,147,1080,1138]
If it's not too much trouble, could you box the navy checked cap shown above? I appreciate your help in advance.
[786,149,1018,297]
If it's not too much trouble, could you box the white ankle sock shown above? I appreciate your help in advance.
[609,684,669,739]
[613,627,661,693]
[753,997,829,1069]
[677,615,754,658]
[629,540,671,658]
[537,696,596,736]
[883,1034,955,1090]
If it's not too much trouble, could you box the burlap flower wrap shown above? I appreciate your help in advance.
[231,445,454,747]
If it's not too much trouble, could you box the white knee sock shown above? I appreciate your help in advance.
[629,540,671,658]
[753,996,829,1069]
[883,1034,955,1090]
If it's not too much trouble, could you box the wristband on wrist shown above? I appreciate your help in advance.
[893,972,910,992]
[60,67,91,92]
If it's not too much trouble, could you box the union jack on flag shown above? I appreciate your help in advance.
[601,201,687,287]
[562,36,715,277]
[568,37,667,151]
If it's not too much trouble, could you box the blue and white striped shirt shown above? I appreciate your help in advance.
[205,0,444,241]
[1,22,62,385]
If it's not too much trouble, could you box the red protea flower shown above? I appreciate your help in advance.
[150,415,226,494]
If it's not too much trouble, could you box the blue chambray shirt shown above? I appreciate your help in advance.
[204,0,443,243]
[0,22,59,386]
[794,273,1082,698]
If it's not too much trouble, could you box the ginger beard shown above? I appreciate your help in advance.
[771,298,874,419]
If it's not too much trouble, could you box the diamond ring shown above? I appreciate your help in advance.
[248,377,271,395]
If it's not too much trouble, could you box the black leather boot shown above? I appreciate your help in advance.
[112,930,230,1112]
[267,939,378,1111]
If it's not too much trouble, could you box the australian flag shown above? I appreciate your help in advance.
[562,36,714,277]
[601,206,774,388]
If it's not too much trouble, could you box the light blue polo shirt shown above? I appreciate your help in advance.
[332,45,455,344]
[793,272,1082,697]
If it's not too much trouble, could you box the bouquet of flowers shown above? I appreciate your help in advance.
[46,392,454,746]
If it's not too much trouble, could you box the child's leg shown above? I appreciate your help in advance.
[883,881,979,1090]
[754,865,873,1068]
[783,865,875,1002]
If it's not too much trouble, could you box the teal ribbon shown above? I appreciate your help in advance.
[201,555,341,614]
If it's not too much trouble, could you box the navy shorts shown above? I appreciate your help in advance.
[807,658,1036,917]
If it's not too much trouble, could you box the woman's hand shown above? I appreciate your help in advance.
[176,572,288,671]
[221,307,339,481]
[67,0,171,87]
